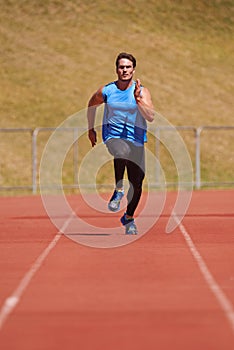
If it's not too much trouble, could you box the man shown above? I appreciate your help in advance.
[87,52,154,234]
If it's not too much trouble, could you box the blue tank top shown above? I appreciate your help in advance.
[102,81,147,145]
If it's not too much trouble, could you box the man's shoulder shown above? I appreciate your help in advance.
[103,81,117,90]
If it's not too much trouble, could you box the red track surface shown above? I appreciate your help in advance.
[0,190,234,350]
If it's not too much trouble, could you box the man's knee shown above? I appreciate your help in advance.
[106,139,131,159]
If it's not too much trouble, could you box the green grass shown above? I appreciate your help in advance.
[0,0,233,191]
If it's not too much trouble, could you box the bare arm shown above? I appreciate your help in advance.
[134,79,155,122]
[87,87,104,146]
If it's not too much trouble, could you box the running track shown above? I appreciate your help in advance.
[0,190,233,350]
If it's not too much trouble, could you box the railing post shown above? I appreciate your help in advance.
[195,127,202,189]
[73,127,79,187]
[32,129,38,194]
[155,128,160,187]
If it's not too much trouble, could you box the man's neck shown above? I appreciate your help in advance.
[116,79,133,91]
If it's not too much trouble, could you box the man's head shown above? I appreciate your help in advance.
[115,52,136,69]
[115,52,136,82]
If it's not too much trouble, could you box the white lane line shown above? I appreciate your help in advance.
[0,214,74,331]
[173,212,234,333]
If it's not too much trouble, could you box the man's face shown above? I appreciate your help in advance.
[116,58,135,81]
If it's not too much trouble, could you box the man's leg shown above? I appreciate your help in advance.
[105,139,131,211]
[113,158,126,189]
[105,138,131,188]
[126,161,145,217]
[120,144,145,234]
[126,144,145,217]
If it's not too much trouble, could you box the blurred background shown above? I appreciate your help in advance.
[0,0,233,192]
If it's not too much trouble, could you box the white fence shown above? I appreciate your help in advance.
[0,126,233,193]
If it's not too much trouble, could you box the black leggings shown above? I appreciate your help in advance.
[106,138,145,217]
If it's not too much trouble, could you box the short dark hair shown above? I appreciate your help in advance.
[115,52,136,68]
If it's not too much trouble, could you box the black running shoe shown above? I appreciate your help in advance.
[120,213,138,235]
[108,189,124,212]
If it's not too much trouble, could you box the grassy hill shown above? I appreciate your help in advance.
[0,0,233,191]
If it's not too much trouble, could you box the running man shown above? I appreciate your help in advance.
[87,52,155,234]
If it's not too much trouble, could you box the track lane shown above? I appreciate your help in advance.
[0,191,233,350]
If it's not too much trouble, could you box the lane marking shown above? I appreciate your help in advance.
[173,212,234,333]
[0,213,74,331]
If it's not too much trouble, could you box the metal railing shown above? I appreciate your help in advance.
[194,126,234,189]
[0,126,233,193]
